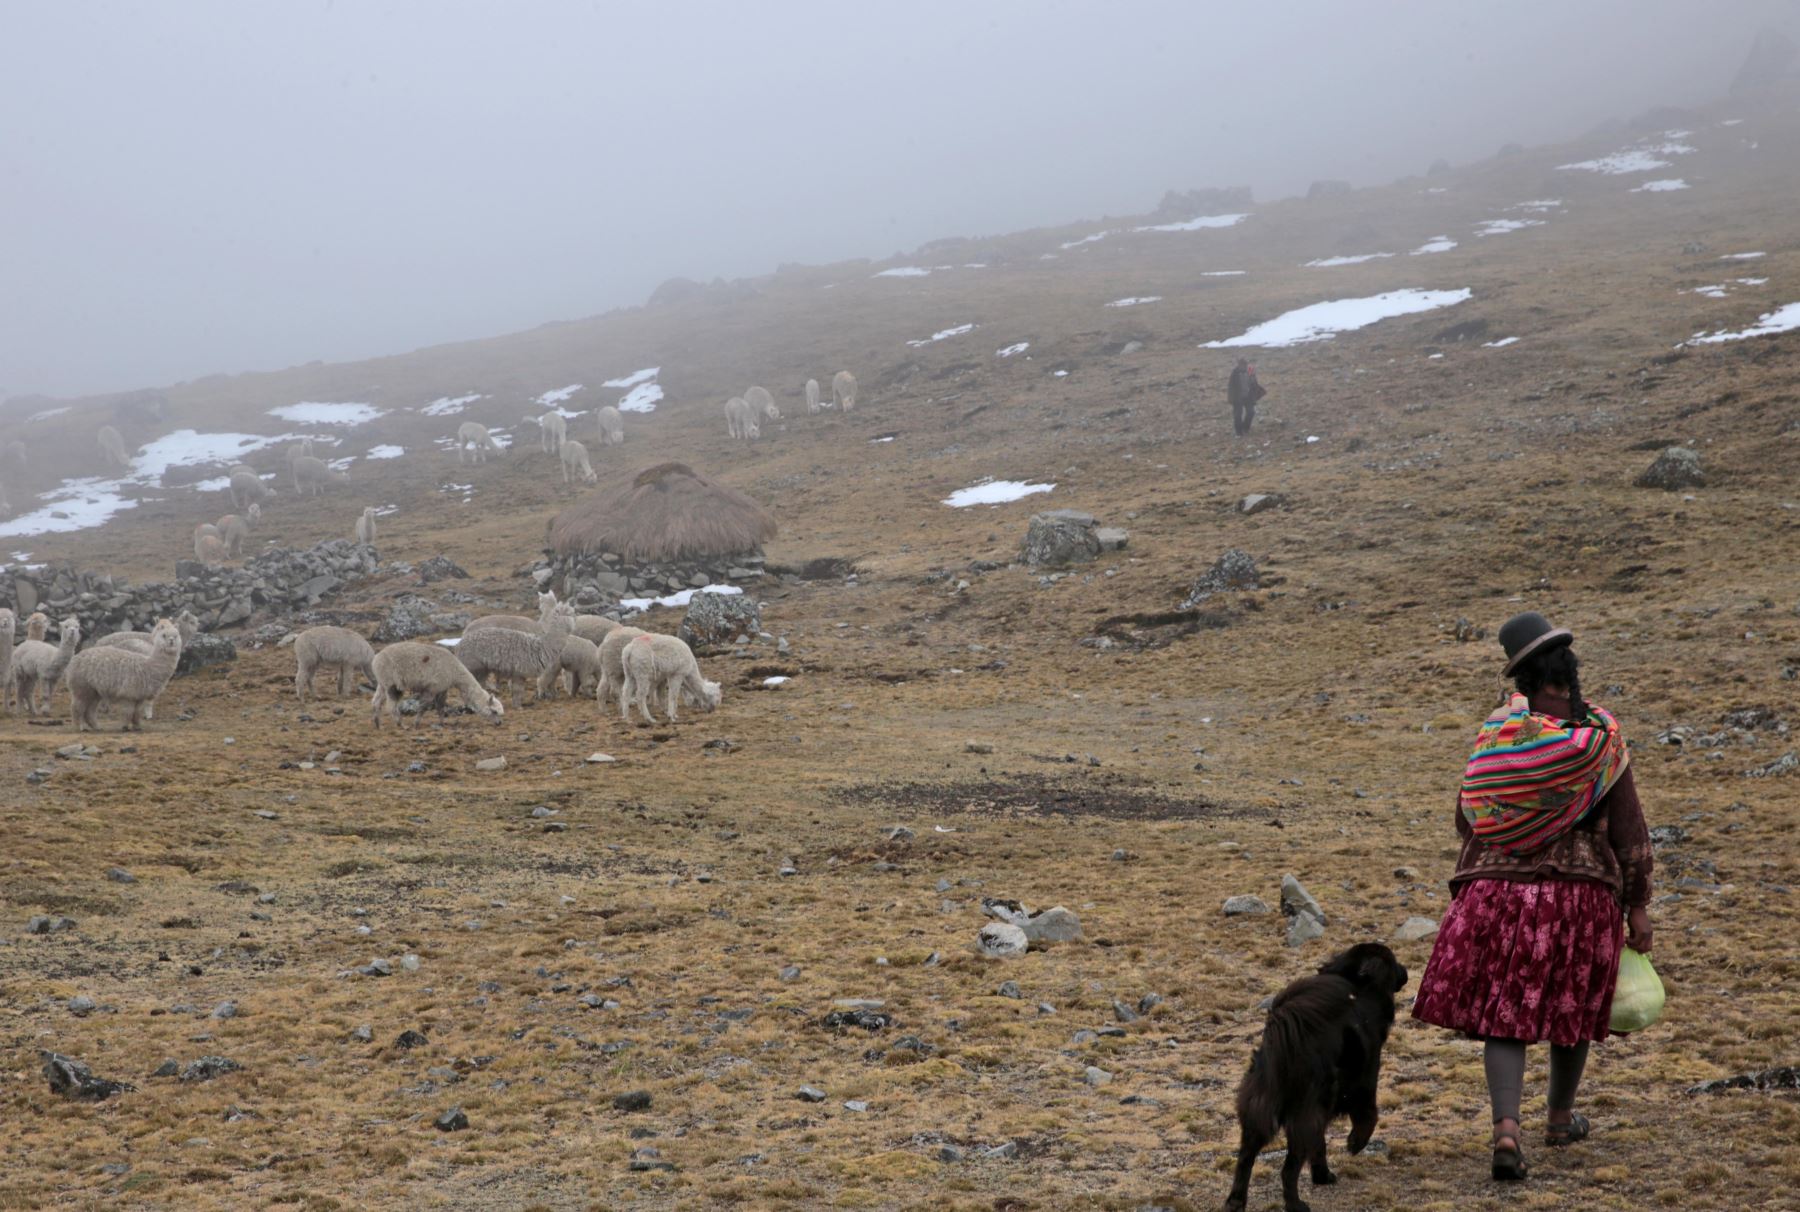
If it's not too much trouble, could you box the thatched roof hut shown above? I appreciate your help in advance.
[548,462,776,564]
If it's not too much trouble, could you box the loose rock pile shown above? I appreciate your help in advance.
[544,551,766,604]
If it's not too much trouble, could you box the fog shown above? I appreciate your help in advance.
[3,0,1789,400]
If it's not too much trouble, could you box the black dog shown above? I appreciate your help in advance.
[1224,942,1409,1212]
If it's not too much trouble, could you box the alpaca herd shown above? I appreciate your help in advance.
[725,371,857,442]
[0,606,189,730]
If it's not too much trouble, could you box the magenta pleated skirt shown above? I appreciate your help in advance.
[1411,877,1624,1046]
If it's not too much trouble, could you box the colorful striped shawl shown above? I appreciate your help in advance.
[1459,694,1629,856]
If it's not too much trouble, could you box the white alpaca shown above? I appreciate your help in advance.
[66,618,181,731]
[96,425,131,470]
[596,406,625,446]
[744,386,780,422]
[229,470,276,510]
[619,632,721,724]
[833,370,858,412]
[539,411,567,453]
[457,422,503,465]
[291,455,348,496]
[370,641,505,728]
[293,625,377,700]
[0,609,14,716]
[595,625,648,709]
[724,397,759,441]
[354,506,378,545]
[805,378,822,414]
[217,513,253,558]
[559,438,597,485]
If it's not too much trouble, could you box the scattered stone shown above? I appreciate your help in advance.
[176,634,237,675]
[779,965,800,982]
[1022,905,1083,944]
[822,1008,892,1031]
[350,1025,372,1043]
[978,922,1029,957]
[886,825,915,842]
[986,1141,1019,1160]
[358,958,393,977]
[68,995,97,1015]
[1084,1065,1112,1087]
[1137,993,1164,1015]
[843,1099,870,1113]
[1287,913,1326,947]
[1688,1067,1799,1094]
[964,740,994,754]
[1280,875,1327,924]
[416,555,469,583]
[795,1085,827,1102]
[1223,895,1272,917]
[435,1106,468,1132]
[1022,509,1102,567]
[938,1144,965,1163]
[613,1090,653,1112]
[179,1056,241,1083]
[1649,825,1690,847]
[395,1029,430,1049]
[1181,548,1259,608]
[474,757,507,772]
[585,752,616,764]
[401,954,420,972]
[1111,998,1139,1024]
[1745,752,1797,779]
[1095,527,1129,552]
[1635,446,1705,490]
[42,1052,134,1101]
[1393,866,1420,881]
[151,1058,180,1077]
[1394,916,1440,942]
[211,1001,237,1020]
[1240,493,1287,515]
[996,980,1022,999]
[680,591,762,650]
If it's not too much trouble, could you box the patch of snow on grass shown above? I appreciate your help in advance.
[906,323,976,348]
[270,402,384,426]
[1105,296,1161,308]
[1474,218,1544,237]
[422,393,483,416]
[943,479,1055,507]
[1720,118,1743,127]
[1200,288,1472,348]
[1737,277,1769,286]
[1052,369,1069,377]
[763,676,790,686]
[1721,252,1765,260]
[996,342,1030,358]
[1483,336,1520,347]
[618,584,743,614]
[364,445,404,460]
[1411,237,1457,255]
[869,435,896,444]
[1632,179,1689,192]
[537,385,582,406]
[1202,270,1247,276]
[0,478,137,538]
[1305,253,1393,267]
[603,368,663,413]
[1512,200,1562,212]
[1557,149,1671,175]
[874,267,931,278]
[604,367,659,390]
[1132,213,1249,233]
[1059,231,1112,250]
[27,407,69,422]
[1686,302,1800,345]
[134,430,293,483]
[1690,284,1731,299]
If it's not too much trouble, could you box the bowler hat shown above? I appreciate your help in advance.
[1498,611,1573,675]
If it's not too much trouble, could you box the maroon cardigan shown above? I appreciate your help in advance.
[1448,691,1654,907]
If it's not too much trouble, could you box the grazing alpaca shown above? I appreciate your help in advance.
[596,406,625,446]
[456,422,503,465]
[619,632,721,724]
[293,625,377,701]
[369,641,504,728]
[805,378,822,413]
[65,618,182,732]
[96,425,131,470]
[559,439,597,485]
[291,455,348,496]
[724,397,759,441]
[744,386,780,422]
[217,512,253,558]
[538,411,567,453]
[832,370,858,412]
[230,471,276,511]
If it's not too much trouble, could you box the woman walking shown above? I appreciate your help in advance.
[1412,612,1654,1181]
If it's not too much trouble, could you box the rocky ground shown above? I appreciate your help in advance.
[1,94,1798,1210]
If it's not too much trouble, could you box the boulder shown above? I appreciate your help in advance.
[1286,912,1326,947]
[1021,906,1083,944]
[372,595,444,643]
[977,922,1029,957]
[1635,446,1705,490]
[1394,916,1440,942]
[1181,549,1259,608]
[416,555,469,583]
[1022,510,1101,567]
[1280,874,1326,924]
[1095,527,1129,552]
[1222,895,1272,917]
[1239,493,1286,516]
[679,591,761,649]
[177,633,237,675]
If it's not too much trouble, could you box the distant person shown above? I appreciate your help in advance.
[1412,613,1654,1184]
[1227,358,1265,435]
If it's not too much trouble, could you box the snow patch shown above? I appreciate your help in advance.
[1720,118,1744,127]
[1690,284,1731,299]
[1511,199,1562,212]
[1200,288,1473,348]
[1557,149,1671,175]
[1105,296,1162,307]
[435,637,461,647]
[1474,218,1544,237]
[0,479,138,538]
[1482,336,1520,347]
[1632,178,1689,192]
[422,393,484,416]
[907,323,976,348]
[618,584,743,614]
[763,676,790,686]
[1202,270,1247,277]
[1410,237,1457,255]
[26,407,69,423]
[942,479,1055,508]
[537,385,582,406]
[874,267,932,278]
[996,342,1030,358]
[1721,251,1765,260]
[1686,302,1800,345]
[604,368,663,413]
[270,402,384,426]
[1305,253,1393,267]
[1131,212,1249,233]
[364,445,405,460]
[1059,231,1111,250]
[1737,277,1769,286]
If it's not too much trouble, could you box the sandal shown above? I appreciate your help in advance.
[1546,1111,1591,1147]
[1492,1123,1529,1182]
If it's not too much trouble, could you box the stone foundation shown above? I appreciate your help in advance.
[543,550,765,605]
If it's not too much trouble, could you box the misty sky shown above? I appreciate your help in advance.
[3,1,1790,399]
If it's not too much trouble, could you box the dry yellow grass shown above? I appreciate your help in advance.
[1,93,1797,1210]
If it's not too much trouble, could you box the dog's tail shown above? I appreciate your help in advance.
[1237,996,1332,1133]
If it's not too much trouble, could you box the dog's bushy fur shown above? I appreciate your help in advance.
[1224,942,1410,1212]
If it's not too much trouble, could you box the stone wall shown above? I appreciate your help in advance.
[0,539,382,639]
[543,550,765,606]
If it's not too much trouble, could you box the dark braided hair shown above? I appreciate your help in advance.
[1512,644,1588,724]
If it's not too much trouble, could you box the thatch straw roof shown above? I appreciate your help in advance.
[547,462,776,563]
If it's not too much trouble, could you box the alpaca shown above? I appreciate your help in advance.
[455,602,574,707]
[11,616,80,716]
[291,455,348,496]
[354,506,378,545]
[247,501,262,527]
[25,612,48,641]
[230,471,276,511]
[96,425,130,471]
[193,522,224,563]
[0,609,14,715]
[217,513,253,558]
[66,618,182,731]
[556,633,604,696]
[559,439,597,485]
[293,625,377,700]
[725,397,759,441]
[285,437,315,465]
[465,590,560,637]
[596,406,625,446]
[805,378,823,414]
[833,369,858,412]
[369,641,504,728]
[744,386,780,421]
[456,422,503,465]
[595,625,648,709]
[96,608,198,714]
[539,412,567,453]
[619,632,721,724]
[571,614,622,648]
